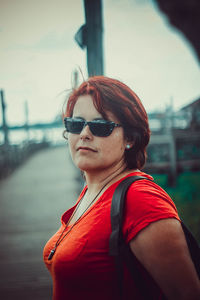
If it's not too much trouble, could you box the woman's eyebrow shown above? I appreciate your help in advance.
[93,117,104,121]
[72,116,105,121]
[73,116,84,120]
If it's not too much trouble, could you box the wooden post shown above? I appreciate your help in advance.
[24,100,29,141]
[0,89,9,145]
[72,69,79,88]
[168,131,177,186]
[166,104,177,186]
[84,0,104,76]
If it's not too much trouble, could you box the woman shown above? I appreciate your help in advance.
[43,76,200,300]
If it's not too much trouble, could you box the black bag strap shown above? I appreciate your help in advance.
[109,176,154,300]
[109,176,148,256]
[109,175,200,299]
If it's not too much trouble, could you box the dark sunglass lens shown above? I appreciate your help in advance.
[64,118,117,136]
[66,119,84,133]
[90,121,114,137]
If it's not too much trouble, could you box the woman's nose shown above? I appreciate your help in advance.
[80,124,93,139]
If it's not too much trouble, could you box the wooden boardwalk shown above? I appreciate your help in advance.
[0,146,80,300]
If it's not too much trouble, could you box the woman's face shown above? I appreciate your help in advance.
[68,94,128,174]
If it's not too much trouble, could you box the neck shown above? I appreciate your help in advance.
[83,162,128,195]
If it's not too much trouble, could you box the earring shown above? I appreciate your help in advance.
[126,144,131,149]
[63,130,68,141]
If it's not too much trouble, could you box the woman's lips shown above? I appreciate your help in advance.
[77,147,97,152]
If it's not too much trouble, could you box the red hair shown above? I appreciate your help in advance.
[64,76,150,169]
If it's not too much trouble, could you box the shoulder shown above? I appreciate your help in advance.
[126,172,177,210]
[122,172,180,242]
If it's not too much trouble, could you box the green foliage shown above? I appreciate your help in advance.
[153,172,200,243]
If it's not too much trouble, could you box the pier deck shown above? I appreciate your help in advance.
[0,146,80,300]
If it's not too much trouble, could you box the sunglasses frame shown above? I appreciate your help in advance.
[64,117,122,137]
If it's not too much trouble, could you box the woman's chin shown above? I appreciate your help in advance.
[75,161,95,171]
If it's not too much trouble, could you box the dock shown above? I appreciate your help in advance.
[0,146,80,300]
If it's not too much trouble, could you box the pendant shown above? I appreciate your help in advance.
[48,248,56,260]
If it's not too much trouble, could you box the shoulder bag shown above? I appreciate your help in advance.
[109,176,200,299]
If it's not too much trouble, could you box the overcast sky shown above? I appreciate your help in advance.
[1,0,200,125]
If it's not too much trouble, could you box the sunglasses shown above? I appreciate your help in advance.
[64,117,122,137]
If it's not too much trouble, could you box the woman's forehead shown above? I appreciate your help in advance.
[72,95,101,118]
[72,95,119,123]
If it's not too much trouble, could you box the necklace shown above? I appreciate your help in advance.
[48,168,126,260]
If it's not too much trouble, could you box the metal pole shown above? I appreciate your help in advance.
[0,89,9,145]
[84,0,104,76]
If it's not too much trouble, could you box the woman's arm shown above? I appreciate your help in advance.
[129,218,200,300]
